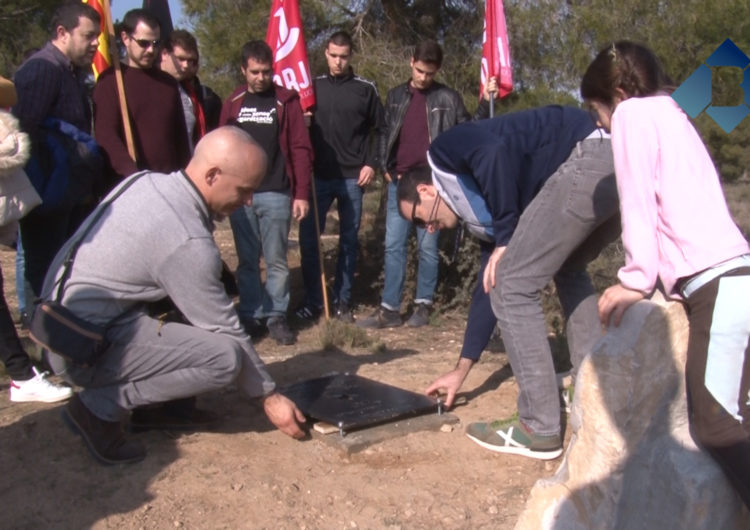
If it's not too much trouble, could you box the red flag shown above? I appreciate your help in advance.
[266,0,315,111]
[480,0,513,99]
[83,0,111,79]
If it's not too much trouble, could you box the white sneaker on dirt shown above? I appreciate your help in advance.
[10,367,73,403]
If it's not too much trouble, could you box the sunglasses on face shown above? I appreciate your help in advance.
[130,35,161,49]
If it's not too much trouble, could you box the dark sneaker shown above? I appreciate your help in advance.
[334,301,355,323]
[129,397,220,432]
[406,303,432,328]
[357,306,402,329]
[267,316,295,345]
[465,418,563,460]
[294,304,322,322]
[63,393,146,465]
[240,317,267,340]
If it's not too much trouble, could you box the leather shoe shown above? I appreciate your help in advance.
[62,393,146,465]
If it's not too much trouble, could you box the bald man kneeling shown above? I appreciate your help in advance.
[42,127,306,465]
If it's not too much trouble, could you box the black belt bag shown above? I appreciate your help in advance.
[28,301,108,365]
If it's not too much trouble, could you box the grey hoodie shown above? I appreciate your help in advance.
[42,170,275,397]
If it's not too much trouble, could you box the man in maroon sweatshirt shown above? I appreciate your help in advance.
[219,40,312,345]
[93,8,189,181]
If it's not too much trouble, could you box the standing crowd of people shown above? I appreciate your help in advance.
[1,2,748,512]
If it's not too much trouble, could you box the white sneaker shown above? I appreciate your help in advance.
[9,367,73,403]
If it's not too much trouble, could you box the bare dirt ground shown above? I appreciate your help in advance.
[3,180,748,529]
[0,207,568,530]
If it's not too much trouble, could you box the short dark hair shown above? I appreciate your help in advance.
[241,40,273,67]
[413,40,443,68]
[49,3,100,39]
[121,8,160,35]
[165,29,199,57]
[328,31,353,52]
[397,165,433,206]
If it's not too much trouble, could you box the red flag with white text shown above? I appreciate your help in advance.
[480,0,513,99]
[266,0,315,111]
[83,0,111,79]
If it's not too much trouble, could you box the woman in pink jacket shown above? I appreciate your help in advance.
[581,41,750,509]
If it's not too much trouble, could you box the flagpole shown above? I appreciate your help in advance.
[308,175,330,321]
[101,0,137,163]
[266,0,327,319]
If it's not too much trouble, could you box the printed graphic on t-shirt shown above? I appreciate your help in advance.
[237,106,277,125]
[236,92,286,192]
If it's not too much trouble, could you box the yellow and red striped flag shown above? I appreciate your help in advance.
[84,0,112,79]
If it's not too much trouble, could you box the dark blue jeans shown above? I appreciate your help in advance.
[298,177,363,308]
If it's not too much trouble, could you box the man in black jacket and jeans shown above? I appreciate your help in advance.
[296,31,385,322]
[359,40,470,329]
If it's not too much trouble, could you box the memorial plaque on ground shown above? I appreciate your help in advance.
[280,373,440,433]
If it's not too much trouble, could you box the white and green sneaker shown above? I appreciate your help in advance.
[465,418,563,460]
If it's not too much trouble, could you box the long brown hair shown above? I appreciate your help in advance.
[581,41,674,104]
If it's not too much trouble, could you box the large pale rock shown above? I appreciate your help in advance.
[516,296,750,529]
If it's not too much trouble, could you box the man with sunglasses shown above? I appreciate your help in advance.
[93,9,189,182]
[397,106,619,460]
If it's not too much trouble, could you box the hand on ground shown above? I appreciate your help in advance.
[263,392,307,439]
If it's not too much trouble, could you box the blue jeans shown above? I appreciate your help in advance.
[489,138,619,436]
[298,177,363,308]
[382,180,439,310]
[229,192,291,319]
[15,233,28,314]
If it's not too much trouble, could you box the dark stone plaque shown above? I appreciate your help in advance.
[280,373,439,433]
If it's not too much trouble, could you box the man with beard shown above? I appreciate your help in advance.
[219,40,312,345]
[93,8,189,180]
[12,3,103,302]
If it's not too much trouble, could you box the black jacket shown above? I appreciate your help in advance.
[310,70,385,180]
[380,80,471,174]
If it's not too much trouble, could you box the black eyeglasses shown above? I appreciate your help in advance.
[130,35,161,49]
[411,194,441,229]
[410,199,422,226]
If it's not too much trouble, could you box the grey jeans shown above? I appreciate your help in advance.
[48,312,244,421]
[490,138,619,436]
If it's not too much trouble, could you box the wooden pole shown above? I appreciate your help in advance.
[101,0,137,163]
[308,176,330,321]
